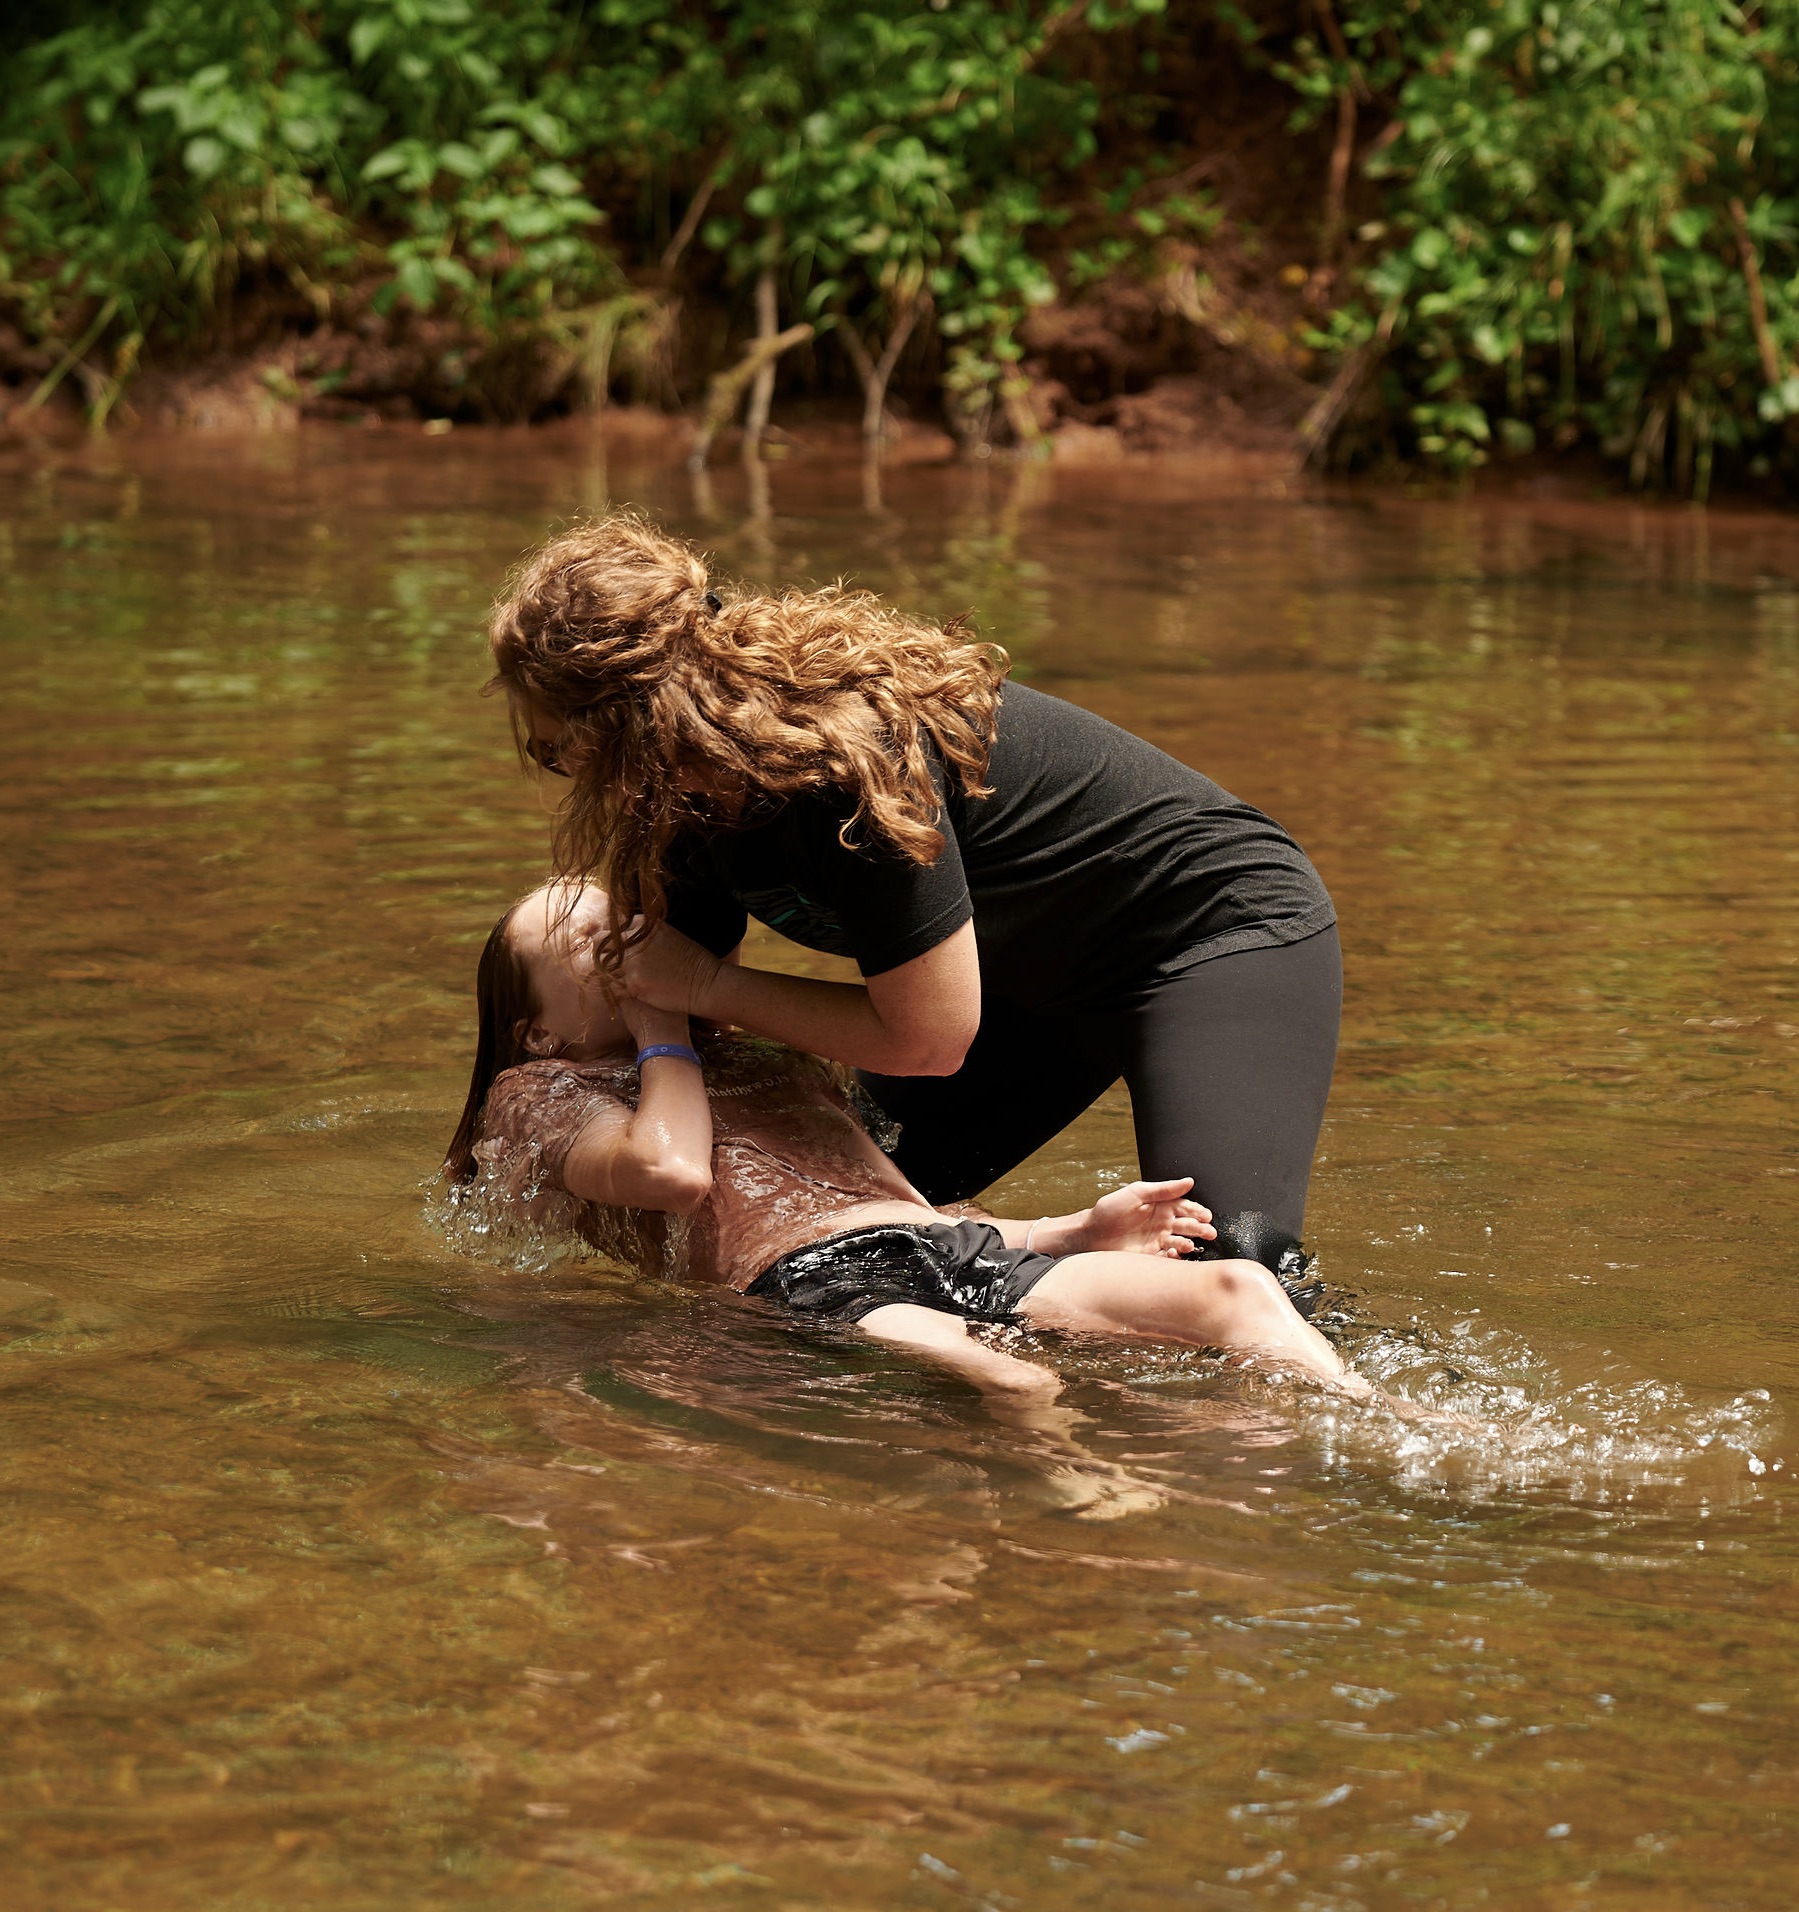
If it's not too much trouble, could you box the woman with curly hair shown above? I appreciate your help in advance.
[487,514,1341,1295]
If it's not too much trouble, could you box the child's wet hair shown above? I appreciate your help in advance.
[444,900,539,1182]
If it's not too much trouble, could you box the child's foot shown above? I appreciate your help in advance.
[1042,1462,1167,1521]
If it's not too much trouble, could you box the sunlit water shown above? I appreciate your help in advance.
[2,430,1796,1907]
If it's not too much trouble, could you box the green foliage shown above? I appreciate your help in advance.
[1267,0,1799,491]
[0,0,1148,430]
[7,0,1799,488]
[0,2,616,378]
[1064,177,1223,289]
[574,1,1120,437]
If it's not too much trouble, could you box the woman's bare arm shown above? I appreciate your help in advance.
[621,919,981,1078]
[938,1182,1216,1258]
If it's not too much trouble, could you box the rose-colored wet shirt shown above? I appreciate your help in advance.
[474,1038,925,1286]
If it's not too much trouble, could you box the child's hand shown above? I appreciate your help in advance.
[1076,1179,1215,1258]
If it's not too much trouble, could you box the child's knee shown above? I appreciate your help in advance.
[1204,1258,1295,1327]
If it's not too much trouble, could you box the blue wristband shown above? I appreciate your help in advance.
[635,1043,703,1070]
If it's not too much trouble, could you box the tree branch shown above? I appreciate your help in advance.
[660,153,730,272]
[1319,89,1357,263]
[1295,297,1399,467]
[1730,196,1784,389]
[741,231,782,458]
[688,322,815,470]
[838,292,927,449]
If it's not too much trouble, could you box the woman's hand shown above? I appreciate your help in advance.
[617,922,724,1018]
[1073,1179,1215,1259]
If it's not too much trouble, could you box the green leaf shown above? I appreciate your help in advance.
[182,135,226,179]
[530,163,584,198]
[217,107,262,152]
[397,256,439,310]
[362,147,411,183]
[348,17,390,64]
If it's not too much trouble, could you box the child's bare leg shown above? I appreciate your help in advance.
[1018,1253,1369,1397]
[857,1303,1165,1518]
[858,1302,1061,1402]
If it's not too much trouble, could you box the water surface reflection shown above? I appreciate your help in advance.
[2,431,1796,1906]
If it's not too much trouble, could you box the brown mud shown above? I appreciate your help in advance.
[6,313,1789,509]
[0,239,1324,462]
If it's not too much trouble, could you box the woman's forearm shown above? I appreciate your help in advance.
[622,1056,713,1208]
[566,1012,714,1212]
[696,962,959,1076]
[623,920,980,1078]
[934,1200,1090,1256]
[625,1009,713,1201]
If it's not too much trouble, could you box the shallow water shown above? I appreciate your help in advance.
[2,430,1797,1908]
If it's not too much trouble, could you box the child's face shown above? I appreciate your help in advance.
[507,883,630,1060]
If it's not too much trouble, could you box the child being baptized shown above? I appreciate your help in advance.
[445,883,1366,1404]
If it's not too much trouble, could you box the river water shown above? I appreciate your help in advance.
[2,429,1796,1908]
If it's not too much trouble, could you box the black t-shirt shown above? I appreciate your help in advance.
[663,681,1334,1017]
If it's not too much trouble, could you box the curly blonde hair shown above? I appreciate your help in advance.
[487,512,1009,968]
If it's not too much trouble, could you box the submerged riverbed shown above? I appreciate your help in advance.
[2,431,1796,1908]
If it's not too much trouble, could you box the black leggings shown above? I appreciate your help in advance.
[860,926,1342,1272]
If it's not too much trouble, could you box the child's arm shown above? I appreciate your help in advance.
[973,1180,1216,1259]
[560,1008,713,1214]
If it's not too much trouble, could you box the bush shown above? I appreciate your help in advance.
[0,1,617,419]
[0,0,1159,428]
[6,0,1799,491]
[1267,0,1799,493]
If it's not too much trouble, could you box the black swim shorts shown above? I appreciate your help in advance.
[747,1220,1060,1326]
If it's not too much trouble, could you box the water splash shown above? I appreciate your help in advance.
[424,1160,606,1277]
[1305,1313,1782,1503]
[425,1156,1781,1510]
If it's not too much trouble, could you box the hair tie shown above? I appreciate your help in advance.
[703,590,722,614]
